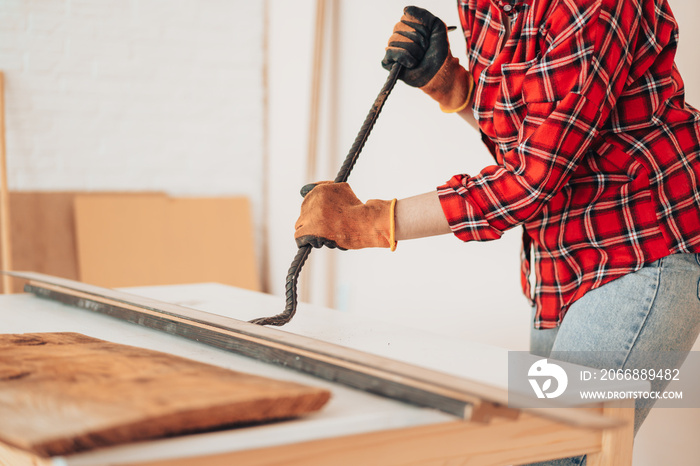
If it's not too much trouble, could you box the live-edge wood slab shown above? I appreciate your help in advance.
[0,332,330,457]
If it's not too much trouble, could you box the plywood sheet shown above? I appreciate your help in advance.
[0,192,166,293]
[2,192,82,293]
[73,195,259,290]
[0,332,330,457]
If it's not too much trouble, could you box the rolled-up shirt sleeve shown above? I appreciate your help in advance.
[439,0,644,242]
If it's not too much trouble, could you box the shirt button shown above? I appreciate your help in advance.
[503,4,513,12]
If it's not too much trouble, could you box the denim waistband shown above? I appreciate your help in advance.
[646,252,700,268]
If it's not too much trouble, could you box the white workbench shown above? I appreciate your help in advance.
[0,282,645,466]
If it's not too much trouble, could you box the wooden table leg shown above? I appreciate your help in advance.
[586,400,635,466]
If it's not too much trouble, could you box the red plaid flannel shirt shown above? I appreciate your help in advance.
[437,0,700,328]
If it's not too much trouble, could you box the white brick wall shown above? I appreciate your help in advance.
[1,0,264,204]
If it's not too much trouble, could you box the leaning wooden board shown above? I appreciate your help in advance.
[0,332,330,457]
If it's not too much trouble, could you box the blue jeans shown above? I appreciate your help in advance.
[525,253,700,466]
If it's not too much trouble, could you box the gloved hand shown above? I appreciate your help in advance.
[382,6,474,113]
[294,182,397,251]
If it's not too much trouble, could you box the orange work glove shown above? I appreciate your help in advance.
[294,182,397,251]
[381,6,474,113]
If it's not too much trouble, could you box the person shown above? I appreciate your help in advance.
[293,1,700,464]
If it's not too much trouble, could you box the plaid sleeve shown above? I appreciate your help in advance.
[439,0,641,242]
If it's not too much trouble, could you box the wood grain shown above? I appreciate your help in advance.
[73,195,260,290]
[0,332,330,457]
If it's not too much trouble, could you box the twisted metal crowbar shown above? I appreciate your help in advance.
[250,63,403,326]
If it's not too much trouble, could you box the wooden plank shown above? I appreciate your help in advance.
[73,195,260,291]
[8,271,621,430]
[0,72,11,294]
[1,192,167,294]
[0,441,52,466]
[129,413,604,466]
[6,192,86,292]
[0,332,330,458]
[587,400,635,466]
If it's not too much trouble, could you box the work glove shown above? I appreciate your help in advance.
[294,182,397,251]
[382,6,474,113]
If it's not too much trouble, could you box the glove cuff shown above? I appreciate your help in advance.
[365,198,398,251]
[420,55,474,113]
[389,198,397,251]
